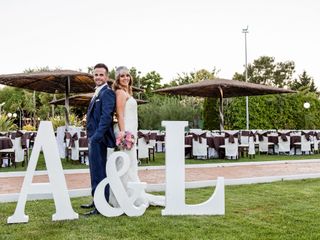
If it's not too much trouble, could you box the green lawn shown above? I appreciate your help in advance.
[0,154,87,173]
[1,152,320,172]
[1,178,319,239]
[148,152,320,166]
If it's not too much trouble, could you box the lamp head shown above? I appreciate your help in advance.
[303,102,310,109]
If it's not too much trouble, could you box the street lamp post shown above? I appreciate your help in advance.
[242,26,249,130]
[303,102,310,129]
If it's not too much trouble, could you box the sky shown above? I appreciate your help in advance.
[0,0,319,86]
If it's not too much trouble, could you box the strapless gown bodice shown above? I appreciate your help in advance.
[110,96,165,208]
[123,97,138,137]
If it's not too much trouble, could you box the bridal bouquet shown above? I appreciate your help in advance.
[116,131,135,150]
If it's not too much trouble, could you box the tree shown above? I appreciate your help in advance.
[138,95,202,130]
[224,88,320,130]
[161,68,220,130]
[290,70,317,92]
[0,66,77,129]
[0,87,35,128]
[203,98,220,130]
[108,66,162,100]
[228,56,303,130]
[165,67,219,87]
[163,72,194,87]
[193,69,220,130]
[233,56,295,88]
[140,71,162,98]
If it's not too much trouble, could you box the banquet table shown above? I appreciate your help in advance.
[290,136,301,148]
[206,136,225,151]
[0,137,14,167]
[268,136,278,145]
[207,136,225,158]
[0,137,13,150]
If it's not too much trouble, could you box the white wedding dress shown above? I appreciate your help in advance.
[109,96,165,208]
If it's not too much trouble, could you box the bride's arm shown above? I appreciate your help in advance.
[115,89,127,139]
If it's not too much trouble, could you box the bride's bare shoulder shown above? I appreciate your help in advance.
[115,89,125,96]
[115,89,129,100]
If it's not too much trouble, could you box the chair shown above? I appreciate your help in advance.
[224,131,239,160]
[237,131,250,158]
[0,135,15,167]
[206,132,217,159]
[65,126,82,162]
[301,132,312,154]
[0,147,15,167]
[13,136,28,166]
[9,131,28,167]
[22,132,33,165]
[248,135,256,158]
[69,132,80,161]
[156,133,165,152]
[56,126,67,159]
[257,131,274,154]
[137,130,155,163]
[148,131,158,162]
[209,132,225,159]
[240,130,250,145]
[64,132,72,160]
[78,137,89,164]
[313,132,320,154]
[278,131,291,154]
[184,135,193,159]
[189,129,208,159]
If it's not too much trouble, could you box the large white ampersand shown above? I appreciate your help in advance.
[94,151,148,217]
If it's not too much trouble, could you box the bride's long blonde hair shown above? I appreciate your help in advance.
[112,66,133,95]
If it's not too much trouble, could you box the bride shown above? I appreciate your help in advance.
[109,66,165,208]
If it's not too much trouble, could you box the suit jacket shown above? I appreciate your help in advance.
[86,85,116,148]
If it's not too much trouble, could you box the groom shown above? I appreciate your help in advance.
[81,63,116,216]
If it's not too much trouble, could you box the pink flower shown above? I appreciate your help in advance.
[116,131,135,150]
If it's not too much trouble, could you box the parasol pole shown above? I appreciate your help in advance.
[65,76,70,129]
[51,94,56,117]
[218,86,224,131]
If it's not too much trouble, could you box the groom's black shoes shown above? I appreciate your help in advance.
[83,208,100,216]
[81,202,95,209]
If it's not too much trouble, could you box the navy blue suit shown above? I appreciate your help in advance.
[86,85,116,202]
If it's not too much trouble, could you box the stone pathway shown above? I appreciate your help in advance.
[1,160,320,195]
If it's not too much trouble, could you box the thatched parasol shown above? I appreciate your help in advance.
[50,93,148,107]
[0,70,96,126]
[153,78,296,130]
[0,70,95,93]
[50,79,145,107]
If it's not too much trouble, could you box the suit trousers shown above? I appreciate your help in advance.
[88,138,109,202]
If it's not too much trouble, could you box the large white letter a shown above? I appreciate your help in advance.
[7,121,78,223]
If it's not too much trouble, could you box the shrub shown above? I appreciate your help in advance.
[0,115,18,131]
[22,124,36,131]
[49,114,82,130]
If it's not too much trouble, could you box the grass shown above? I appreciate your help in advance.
[0,154,87,173]
[1,152,320,172]
[0,178,320,239]
[152,152,320,166]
